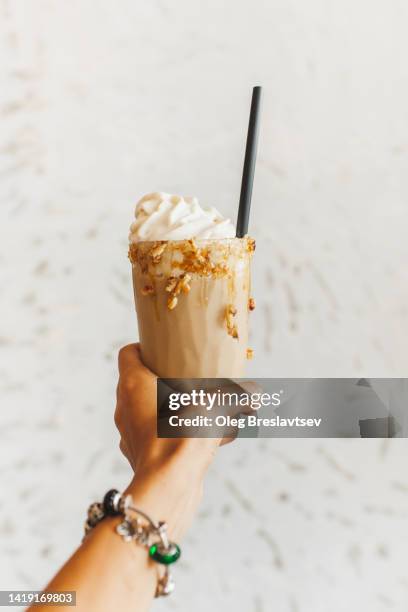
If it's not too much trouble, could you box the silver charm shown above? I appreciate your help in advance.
[118,494,133,514]
[156,569,175,597]
[116,518,149,545]
[87,502,104,527]
[84,490,179,597]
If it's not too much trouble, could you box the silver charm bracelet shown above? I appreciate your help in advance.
[84,489,181,597]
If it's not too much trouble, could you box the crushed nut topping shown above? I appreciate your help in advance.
[150,242,167,264]
[246,238,256,253]
[246,348,254,359]
[167,295,178,310]
[165,277,178,293]
[129,241,168,272]
[129,238,255,319]
[226,304,239,339]
[248,297,256,311]
[129,236,254,276]
[141,284,155,296]
[165,274,192,310]
[180,273,191,293]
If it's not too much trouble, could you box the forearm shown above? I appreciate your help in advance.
[30,338,218,612]
[29,467,202,612]
[39,517,156,612]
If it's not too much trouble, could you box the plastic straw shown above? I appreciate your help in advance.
[236,86,262,237]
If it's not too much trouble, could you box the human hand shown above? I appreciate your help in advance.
[114,344,219,539]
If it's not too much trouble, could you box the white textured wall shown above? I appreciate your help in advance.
[1,1,408,610]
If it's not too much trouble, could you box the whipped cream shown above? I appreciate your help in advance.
[129,192,235,243]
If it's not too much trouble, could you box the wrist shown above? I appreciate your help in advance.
[124,464,203,541]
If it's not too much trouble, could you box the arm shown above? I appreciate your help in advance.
[30,344,219,612]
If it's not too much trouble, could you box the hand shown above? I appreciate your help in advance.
[114,344,219,539]
[35,343,225,612]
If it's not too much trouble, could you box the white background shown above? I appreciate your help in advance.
[1,1,408,610]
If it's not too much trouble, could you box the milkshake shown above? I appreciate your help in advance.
[129,192,255,378]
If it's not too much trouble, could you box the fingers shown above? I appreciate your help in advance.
[225,380,264,404]
[213,381,261,419]
[118,343,156,380]
[116,343,158,427]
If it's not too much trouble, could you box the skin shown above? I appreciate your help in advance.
[29,344,221,612]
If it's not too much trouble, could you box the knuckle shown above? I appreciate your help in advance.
[120,374,138,394]
[118,345,128,362]
[118,344,137,372]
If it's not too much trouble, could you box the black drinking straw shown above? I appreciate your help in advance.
[236,86,262,237]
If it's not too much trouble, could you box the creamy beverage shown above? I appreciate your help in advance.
[129,192,255,378]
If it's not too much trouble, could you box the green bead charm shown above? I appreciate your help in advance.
[149,542,181,565]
